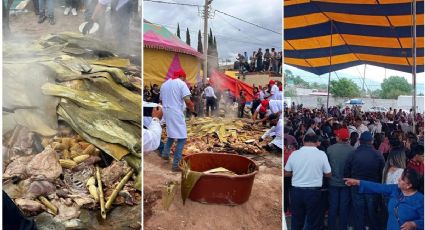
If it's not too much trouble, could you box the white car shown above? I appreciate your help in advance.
[368,106,389,113]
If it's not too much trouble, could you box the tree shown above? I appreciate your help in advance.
[370,89,382,98]
[330,78,361,98]
[380,76,412,99]
[284,87,297,97]
[197,30,203,53]
[284,70,309,88]
[176,23,180,38]
[185,28,190,46]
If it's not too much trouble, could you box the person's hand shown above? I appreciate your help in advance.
[401,221,417,230]
[152,106,163,119]
[344,178,360,186]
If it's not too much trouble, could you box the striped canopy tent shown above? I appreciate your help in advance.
[284,0,424,75]
[143,20,203,86]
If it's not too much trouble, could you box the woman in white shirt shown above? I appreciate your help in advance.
[382,147,406,185]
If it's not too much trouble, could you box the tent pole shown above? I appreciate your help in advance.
[326,20,333,114]
[412,0,417,134]
[363,64,367,98]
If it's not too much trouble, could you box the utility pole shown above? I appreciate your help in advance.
[202,0,213,83]
[412,0,417,133]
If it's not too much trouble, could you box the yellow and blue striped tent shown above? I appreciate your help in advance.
[284,0,424,75]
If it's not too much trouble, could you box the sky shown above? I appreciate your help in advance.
[285,64,425,87]
[143,0,282,62]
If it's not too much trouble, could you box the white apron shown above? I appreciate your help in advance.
[164,106,187,139]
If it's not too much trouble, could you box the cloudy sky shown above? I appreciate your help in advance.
[285,64,425,85]
[143,0,282,62]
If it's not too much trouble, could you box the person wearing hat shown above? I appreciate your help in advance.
[160,69,195,172]
[326,128,355,230]
[252,100,272,124]
[344,131,385,230]
[267,80,280,100]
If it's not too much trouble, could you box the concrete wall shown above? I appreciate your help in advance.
[289,95,399,110]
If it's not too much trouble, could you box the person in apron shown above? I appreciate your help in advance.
[160,70,195,171]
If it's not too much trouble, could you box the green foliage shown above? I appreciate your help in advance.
[185,28,190,46]
[197,30,203,53]
[284,69,309,88]
[380,76,412,99]
[177,23,181,38]
[330,78,361,98]
[370,89,382,98]
[284,88,297,97]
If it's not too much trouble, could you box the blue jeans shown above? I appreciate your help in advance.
[290,187,322,230]
[351,187,380,230]
[162,138,186,168]
[38,0,54,17]
[328,186,350,230]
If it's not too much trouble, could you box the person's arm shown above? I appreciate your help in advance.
[407,201,424,230]
[143,107,162,152]
[284,154,293,177]
[323,153,332,178]
[345,179,396,196]
[260,126,276,141]
[252,110,259,121]
[284,170,293,177]
[184,96,195,113]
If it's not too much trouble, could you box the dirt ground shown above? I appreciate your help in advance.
[143,152,282,230]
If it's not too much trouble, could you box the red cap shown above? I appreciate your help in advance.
[269,80,275,85]
[172,69,186,79]
[334,128,349,140]
[261,100,269,107]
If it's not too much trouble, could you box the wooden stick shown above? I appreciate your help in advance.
[96,165,106,219]
[105,168,134,210]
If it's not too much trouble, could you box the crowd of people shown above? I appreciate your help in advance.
[144,79,283,119]
[235,48,282,75]
[143,70,284,170]
[284,104,424,230]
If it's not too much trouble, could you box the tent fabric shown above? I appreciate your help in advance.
[210,70,254,101]
[143,48,200,86]
[144,21,203,59]
[284,0,424,75]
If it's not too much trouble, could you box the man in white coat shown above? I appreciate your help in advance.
[259,114,283,153]
[160,70,195,171]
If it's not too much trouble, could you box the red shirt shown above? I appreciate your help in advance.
[284,147,294,166]
[407,159,424,176]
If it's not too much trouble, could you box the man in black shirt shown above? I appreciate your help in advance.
[344,131,385,230]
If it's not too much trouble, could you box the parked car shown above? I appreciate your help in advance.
[368,106,389,113]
